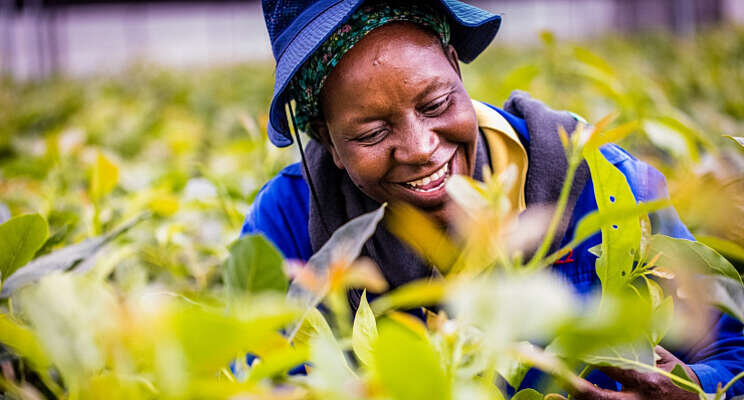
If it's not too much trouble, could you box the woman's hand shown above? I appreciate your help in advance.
[572,346,701,400]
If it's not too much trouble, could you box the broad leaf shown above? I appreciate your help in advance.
[571,199,668,247]
[1,213,147,297]
[512,388,544,400]
[373,319,450,400]
[724,135,744,151]
[583,147,640,294]
[649,235,742,285]
[89,151,119,202]
[386,202,459,274]
[371,280,446,316]
[222,234,287,298]
[352,290,377,366]
[705,275,744,324]
[497,355,531,391]
[286,205,385,338]
[0,213,48,280]
[0,313,51,370]
[670,363,700,393]
[581,341,655,373]
[696,235,744,264]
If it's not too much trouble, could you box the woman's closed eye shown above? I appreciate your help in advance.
[353,127,389,145]
[421,94,451,117]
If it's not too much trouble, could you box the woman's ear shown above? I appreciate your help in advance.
[444,44,462,79]
[309,119,345,170]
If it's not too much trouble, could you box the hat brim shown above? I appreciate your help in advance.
[267,0,502,148]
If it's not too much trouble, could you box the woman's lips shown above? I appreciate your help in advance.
[393,156,454,205]
[402,162,449,192]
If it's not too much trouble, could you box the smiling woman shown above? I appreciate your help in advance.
[242,0,744,399]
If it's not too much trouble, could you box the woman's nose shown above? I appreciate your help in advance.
[392,122,440,165]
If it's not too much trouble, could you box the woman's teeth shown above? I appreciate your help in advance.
[405,163,449,192]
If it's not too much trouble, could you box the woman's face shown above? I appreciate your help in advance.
[315,22,478,225]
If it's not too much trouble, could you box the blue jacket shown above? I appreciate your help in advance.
[241,107,744,396]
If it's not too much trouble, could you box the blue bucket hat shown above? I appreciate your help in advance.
[262,0,502,148]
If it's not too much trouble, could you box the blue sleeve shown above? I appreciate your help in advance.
[241,163,313,262]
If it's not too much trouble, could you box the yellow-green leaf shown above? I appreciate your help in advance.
[0,213,48,280]
[90,151,119,202]
[352,290,377,366]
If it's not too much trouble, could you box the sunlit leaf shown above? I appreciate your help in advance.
[352,290,377,367]
[696,235,744,264]
[649,235,742,285]
[1,213,147,297]
[583,147,640,294]
[89,151,119,202]
[0,213,48,281]
[581,341,655,373]
[386,202,460,274]
[222,234,287,298]
[705,275,744,324]
[373,318,450,400]
[371,279,446,316]
[0,314,51,371]
[670,363,700,393]
[571,199,668,247]
[643,120,697,161]
[725,135,744,151]
[512,388,544,400]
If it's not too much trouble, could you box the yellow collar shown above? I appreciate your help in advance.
[471,100,529,212]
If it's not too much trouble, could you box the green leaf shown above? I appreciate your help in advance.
[0,313,51,371]
[583,147,640,294]
[649,235,742,285]
[512,388,544,400]
[696,235,744,264]
[725,135,744,151]
[572,199,669,246]
[0,213,48,281]
[643,120,698,161]
[705,275,744,324]
[497,355,531,391]
[581,341,655,373]
[287,205,385,337]
[222,234,287,298]
[1,213,147,298]
[371,280,446,316]
[352,290,377,366]
[89,151,119,202]
[293,308,335,346]
[373,318,450,400]
[670,364,700,393]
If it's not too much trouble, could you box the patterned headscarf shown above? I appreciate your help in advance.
[288,1,451,138]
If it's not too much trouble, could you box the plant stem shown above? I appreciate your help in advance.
[525,149,583,271]
[714,370,744,400]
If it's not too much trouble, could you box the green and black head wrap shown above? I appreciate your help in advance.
[288,1,451,139]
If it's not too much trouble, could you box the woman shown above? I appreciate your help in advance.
[244,0,744,398]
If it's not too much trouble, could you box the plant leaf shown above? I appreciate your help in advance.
[386,202,460,274]
[512,388,544,400]
[725,135,744,151]
[352,290,377,367]
[581,341,655,373]
[222,234,287,298]
[572,199,669,246]
[373,318,450,400]
[670,363,700,393]
[0,213,48,281]
[696,235,744,264]
[1,213,147,298]
[705,275,744,324]
[89,151,119,202]
[649,235,742,285]
[371,280,446,316]
[583,147,640,294]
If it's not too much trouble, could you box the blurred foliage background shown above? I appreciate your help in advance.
[2,26,743,289]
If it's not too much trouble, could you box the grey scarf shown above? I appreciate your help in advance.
[303,91,590,311]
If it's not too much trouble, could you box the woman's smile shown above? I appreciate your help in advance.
[315,22,479,225]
